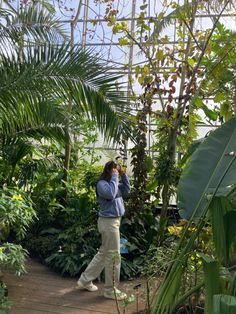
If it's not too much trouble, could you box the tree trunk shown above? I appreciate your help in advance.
[62,2,82,199]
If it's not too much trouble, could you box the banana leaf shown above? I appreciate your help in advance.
[213,294,236,314]
[209,197,228,265]
[150,262,183,314]
[230,273,236,296]
[202,254,221,314]
[178,117,236,219]
[179,138,203,168]
[224,211,236,262]
[208,197,236,265]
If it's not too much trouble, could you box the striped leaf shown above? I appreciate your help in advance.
[213,294,236,314]
[202,255,221,314]
[178,117,236,220]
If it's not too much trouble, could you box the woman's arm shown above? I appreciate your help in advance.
[97,173,119,200]
[118,173,130,198]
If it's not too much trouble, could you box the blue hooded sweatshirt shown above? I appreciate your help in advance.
[96,173,130,217]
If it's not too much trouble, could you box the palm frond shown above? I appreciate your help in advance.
[0,136,34,166]
[74,85,133,143]
[0,43,134,143]
[0,4,67,53]
[33,155,63,173]
[0,94,69,144]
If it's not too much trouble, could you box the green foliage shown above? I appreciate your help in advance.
[0,188,36,239]
[155,152,181,187]
[120,212,160,279]
[1,1,66,47]
[141,240,178,278]
[24,152,103,276]
[0,243,28,276]
[128,97,152,216]
[199,255,236,314]
[178,117,236,219]
[202,255,221,314]
[152,119,236,313]
[45,221,100,276]
[0,3,134,151]
[24,234,58,260]
[209,197,236,266]
[201,23,236,123]
[213,294,236,314]
[0,282,11,314]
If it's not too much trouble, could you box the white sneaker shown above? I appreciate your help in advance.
[104,288,127,301]
[77,280,98,292]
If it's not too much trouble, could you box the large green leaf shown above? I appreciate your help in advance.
[209,197,228,264]
[213,294,236,314]
[224,211,236,261]
[209,197,236,266]
[202,255,221,314]
[0,3,134,145]
[150,263,183,314]
[0,42,133,143]
[178,117,236,219]
[230,273,236,296]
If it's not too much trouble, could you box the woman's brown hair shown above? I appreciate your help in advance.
[99,160,118,182]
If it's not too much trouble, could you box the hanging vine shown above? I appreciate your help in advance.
[127,84,152,217]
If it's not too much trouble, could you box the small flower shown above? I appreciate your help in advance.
[167,225,182,236]
[12,194,23,201]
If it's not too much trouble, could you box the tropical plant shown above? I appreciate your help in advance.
[151,117,236,313]
[97,0,235,243]
[0,242,28,314]
[44,219,100,276]
[0,242,28,275]
[22,154,101,275]
[0,282,11,314]
[201,22,236,123]
[0,2,135,311]
[0,188,36,239]
[127,90,153,217]
[0,186,35,313]
[0,1,134,192]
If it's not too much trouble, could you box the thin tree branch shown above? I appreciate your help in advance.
[125,29,165,111]
[174,0,232,129]
[182,18,202,51]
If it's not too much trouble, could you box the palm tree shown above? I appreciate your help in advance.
[0,1,133,186]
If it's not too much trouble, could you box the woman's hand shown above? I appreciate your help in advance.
[118,166,125,176]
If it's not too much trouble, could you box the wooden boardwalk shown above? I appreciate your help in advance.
[4,259,146,314]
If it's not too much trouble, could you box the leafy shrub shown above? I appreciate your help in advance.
[0,188,36,239]
[23,234,59,260]
[119,211,161,279]
[45,222,100,276]
[0,282,11,314]
[25,162,102,276]
[141,240,178,278]
[0,243,27,275]
[0,186,36,313]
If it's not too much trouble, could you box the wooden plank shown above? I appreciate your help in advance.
[10,300,117,314]
[7,288,127,312]
[4,259,146,314]
[10,306,107,314]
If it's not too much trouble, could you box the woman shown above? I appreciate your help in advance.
[77,160,130,300]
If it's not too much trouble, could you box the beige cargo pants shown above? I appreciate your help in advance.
[79,217,121,293]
